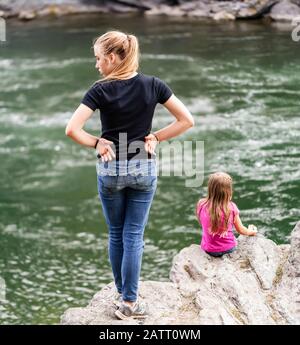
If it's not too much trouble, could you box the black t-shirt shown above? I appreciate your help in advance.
[81,72,173,160]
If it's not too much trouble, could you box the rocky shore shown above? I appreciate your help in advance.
[0,0,300,22]
[60,221,300,325]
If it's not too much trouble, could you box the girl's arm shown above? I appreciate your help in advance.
[234,215,257,236]
[65,104,115,161]
[153,94,194,142]
[195,198,206,218]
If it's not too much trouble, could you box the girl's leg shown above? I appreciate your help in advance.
[206,246,237,257]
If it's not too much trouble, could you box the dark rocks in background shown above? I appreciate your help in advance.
[0,0,300,22]
[236,0,278,19]
[0,0,109,20]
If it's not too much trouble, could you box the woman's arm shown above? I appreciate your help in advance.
[65,104,115,161]
[234,215,257,236]
[144,94,194,154]
[153,94,194,142]
[65,104,99,147]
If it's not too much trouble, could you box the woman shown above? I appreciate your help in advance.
[65,30,194,320]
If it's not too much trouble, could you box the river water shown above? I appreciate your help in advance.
[0,14,299,324]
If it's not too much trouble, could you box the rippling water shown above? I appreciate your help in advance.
[0,15,299,324]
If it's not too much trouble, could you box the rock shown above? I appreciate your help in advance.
[187,9,210,18]
[61,221,300,325]
[145,4,186,17]
[182,1,211,17]
[107,3,139,14]
[273,222,300,323]
[18,10,36,21]
[179,1,204,12]
[0,0,119,19]
[237,7,259,17]
[236,0,279,19]
[110,0,153,11]
[37,5,69,18]
[3,0,300,22]
[213,11,236,21]
[237,234,281,289]
[61,281,196,325]
[37,4,109,17]
[170,237,280,324]
[269,0,300,21]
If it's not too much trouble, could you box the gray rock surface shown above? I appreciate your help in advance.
[273,222,300,323]
[269,0,300,20]
[61,221,300,325]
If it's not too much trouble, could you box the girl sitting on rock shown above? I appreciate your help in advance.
[196,172,257,257]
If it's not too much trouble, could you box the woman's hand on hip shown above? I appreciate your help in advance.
[144,133,158,156]
[96,138,116,162]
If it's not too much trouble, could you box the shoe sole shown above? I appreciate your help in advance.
[113,301,122,308]
[115,309,148,320]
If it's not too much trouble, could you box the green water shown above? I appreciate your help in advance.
[0,14,299,324]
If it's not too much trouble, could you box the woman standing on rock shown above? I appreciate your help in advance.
[65,30,194,320]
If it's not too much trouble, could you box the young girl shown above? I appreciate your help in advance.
[196,172,257,257]
[65,30,194,319]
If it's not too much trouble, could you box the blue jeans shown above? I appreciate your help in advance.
[205,247,236,257]
[96,159,157,302]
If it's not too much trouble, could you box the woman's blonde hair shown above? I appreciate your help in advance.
[202,172,233,235]
[93,30,140,82]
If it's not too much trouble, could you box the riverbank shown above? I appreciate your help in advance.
[0,0,300,22]
[61,221,300,325]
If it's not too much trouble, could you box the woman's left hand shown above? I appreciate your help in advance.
[144,133,158,156]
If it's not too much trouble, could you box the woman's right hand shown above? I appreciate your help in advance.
[144,133,158,156]
[96,138,116,162]
[247,224,258,236]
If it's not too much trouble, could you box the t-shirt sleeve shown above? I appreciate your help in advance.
[231,202,240,219]
[154,77,173,104]
[196,199,204,217]
[81,84,101,111]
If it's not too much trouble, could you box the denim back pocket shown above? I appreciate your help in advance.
[97,175,119,194]
[128,159,157,176]
[134,174,157,191]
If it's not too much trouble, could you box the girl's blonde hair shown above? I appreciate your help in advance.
[202,172,233,235]
[93,30,140,82]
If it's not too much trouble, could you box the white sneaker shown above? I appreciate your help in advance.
[115,300,149,320]
[113,292,122,308]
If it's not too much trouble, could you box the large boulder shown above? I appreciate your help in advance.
[269,0,300,21]
[273,222,300,323]
[61,222,300,325]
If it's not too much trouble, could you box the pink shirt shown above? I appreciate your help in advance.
[197,200,239,253]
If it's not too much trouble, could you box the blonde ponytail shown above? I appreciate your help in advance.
[93,30,140,82]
